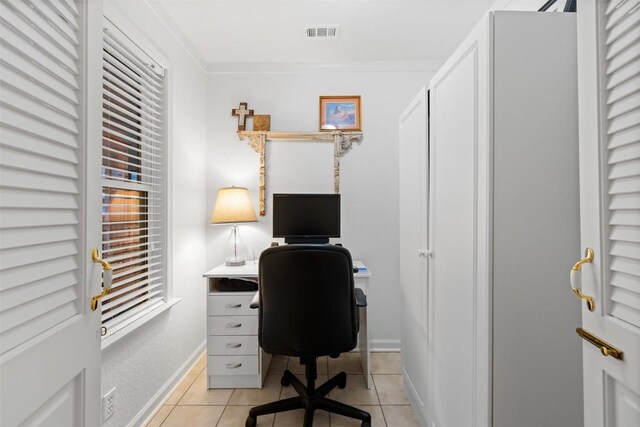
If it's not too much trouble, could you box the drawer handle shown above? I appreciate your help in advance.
[225,342,242,348]
[225,362,243,369]
[225,303,242,308]
[225,322,242,328]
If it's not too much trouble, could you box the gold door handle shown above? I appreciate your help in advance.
[570,248,595,311]
[90,248,113,311]
[576,328,624,360]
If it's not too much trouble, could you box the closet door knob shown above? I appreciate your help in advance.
[418,250,433,258]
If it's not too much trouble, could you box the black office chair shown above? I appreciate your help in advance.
[246,244,371,427]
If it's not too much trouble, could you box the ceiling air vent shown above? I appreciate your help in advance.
[305,25,340,39]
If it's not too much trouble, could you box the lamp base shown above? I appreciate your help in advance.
[223,224,249,267]
[225,257,246,267]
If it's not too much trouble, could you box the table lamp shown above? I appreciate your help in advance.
[211,186,257,266]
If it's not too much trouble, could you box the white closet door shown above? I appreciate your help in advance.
[0,1,103,425]
[577,1,640,426]
[398,86,428,423]
[427,15,489,427]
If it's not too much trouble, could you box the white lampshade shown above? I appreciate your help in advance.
[211,187,257,266]
[210,187,257,224]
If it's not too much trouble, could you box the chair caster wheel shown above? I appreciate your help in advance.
[281,376,290,387]
[337,372,347,389]
[245,416,257,427]
[361,412,372,426]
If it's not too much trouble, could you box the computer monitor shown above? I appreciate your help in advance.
[272,193,340,244]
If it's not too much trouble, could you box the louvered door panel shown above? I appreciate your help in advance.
[603,0,640,328]
[0,0,82,355]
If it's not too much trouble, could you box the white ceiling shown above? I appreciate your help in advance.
[149,0,545,68]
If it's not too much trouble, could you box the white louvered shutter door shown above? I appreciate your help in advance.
[603,0,640,328]
[100,19,166,336]
[578,1,640,425]
[0,1,102,425]
[0,0,83,354]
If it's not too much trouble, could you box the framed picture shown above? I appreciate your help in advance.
[319,96,361,131]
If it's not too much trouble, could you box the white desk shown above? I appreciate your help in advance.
[203,260,372,389]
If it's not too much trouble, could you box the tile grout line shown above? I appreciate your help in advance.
[371,376,389,427]
[158,404,175,427]
[214,405,233,427]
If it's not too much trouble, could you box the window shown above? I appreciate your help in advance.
[101,19,167,337]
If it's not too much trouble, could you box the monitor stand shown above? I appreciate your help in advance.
[284,237,330,244]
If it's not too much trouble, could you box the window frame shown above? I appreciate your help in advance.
[100,17,178,349]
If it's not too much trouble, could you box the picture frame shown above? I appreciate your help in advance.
[319,96,361,131]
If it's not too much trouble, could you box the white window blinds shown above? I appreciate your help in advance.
[602,0,640,328]
[0,0,83,354]
[101,19,166,334]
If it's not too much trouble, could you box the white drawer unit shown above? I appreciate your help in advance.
[203,260,371,389]
[202,269,271,389]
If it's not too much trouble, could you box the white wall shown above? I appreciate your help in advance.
[100,2,207,426]
[206,69,434,348]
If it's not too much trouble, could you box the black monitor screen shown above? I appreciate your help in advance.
[273,194,340,242]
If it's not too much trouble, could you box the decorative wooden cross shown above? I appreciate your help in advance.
[231,102,254,131]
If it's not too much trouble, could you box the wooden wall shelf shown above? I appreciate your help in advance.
[238,131,363,141]
[237,131,363,216]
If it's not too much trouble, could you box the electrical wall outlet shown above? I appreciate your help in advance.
[102,387,116,422]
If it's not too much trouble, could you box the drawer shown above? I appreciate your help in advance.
[208,316,258,336]
[208,335,258,356]
[208,294,256,316]
[208,355,259,376]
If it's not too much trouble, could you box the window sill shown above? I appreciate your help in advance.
[101,298,182,350]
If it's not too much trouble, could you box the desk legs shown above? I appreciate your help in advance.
[358,306,372,389]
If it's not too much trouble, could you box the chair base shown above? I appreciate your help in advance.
[246,368,371,427]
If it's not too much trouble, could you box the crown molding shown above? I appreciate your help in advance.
[143,0,208,73]
[205,60,445,74]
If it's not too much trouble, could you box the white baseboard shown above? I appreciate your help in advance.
[370,339,401,352]
[130,340,206,427]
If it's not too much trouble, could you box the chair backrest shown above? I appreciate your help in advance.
[258,244,358,358]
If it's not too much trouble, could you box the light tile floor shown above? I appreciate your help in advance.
[145,352,420,426]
